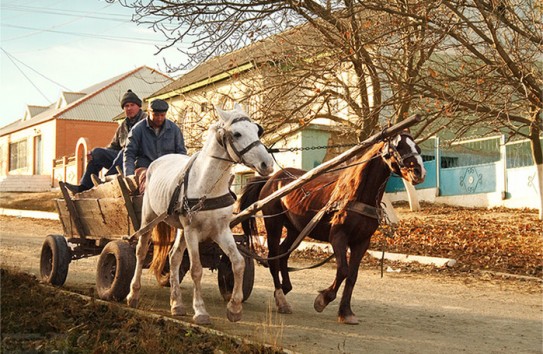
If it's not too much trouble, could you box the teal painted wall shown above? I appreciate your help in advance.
[301,129,331,170]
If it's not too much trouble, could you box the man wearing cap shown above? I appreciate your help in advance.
[123,99,186,191]
[65,89,147,193]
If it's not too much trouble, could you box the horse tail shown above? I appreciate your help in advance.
[239,176,269,237]
[149,221,176,279]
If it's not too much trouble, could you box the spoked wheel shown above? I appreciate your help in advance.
[96,240,136,301]
[40,234,71,286]
[217,254,255,302]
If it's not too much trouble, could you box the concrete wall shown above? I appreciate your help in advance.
[386,165,539,209]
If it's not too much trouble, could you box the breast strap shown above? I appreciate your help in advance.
[330,200,382,220]
[183,193,236,212]
[345,202,383,220]
[167,152,236,216]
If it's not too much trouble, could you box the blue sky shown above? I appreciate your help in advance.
[0,0,182,128]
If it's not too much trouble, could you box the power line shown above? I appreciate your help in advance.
[1,47,51,103]
[1,48,72,91]
[1,4,128,21]
[1,23,167,46]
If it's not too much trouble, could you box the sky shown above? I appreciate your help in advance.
[0,0,183,128]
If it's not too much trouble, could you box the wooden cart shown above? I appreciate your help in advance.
[39,175,255,302]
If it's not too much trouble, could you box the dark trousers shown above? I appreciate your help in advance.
[79,148,124,190]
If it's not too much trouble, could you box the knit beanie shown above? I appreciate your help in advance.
[120,89,142,108]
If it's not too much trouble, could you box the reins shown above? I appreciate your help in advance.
[238,149,388,270]
[240,133,417,271]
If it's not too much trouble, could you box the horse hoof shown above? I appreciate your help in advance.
[194,314,211,325]
[277,305,292,314]
[171,305,186,316]
[227,309,242,322]
[274,289,292,314]
[339,315,359,325]
[313,294,327,313]
[127,297,138,308]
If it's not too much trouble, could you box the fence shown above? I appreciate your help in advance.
[386,135,541,209]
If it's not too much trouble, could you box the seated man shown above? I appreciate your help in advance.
[65,90,147,193]
[123,99,187,192]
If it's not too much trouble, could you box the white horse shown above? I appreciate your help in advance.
[126,103,274,325]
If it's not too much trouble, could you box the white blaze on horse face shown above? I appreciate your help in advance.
[404,136,426,181]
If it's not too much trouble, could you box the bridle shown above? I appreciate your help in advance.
[168,116,265,218]
[381,133,421,170]
[215,116,265,166]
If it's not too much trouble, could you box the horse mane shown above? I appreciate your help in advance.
[328,141,385,225]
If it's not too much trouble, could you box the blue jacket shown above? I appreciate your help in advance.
[123,117,187,175]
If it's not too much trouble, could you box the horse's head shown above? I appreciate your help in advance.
[381,130,426,185]
[214,103,274,176]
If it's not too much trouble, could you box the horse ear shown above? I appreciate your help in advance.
[233,102,243,111]
[214,105,227,122]
[382,141,391,158]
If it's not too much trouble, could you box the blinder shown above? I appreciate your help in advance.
[256,123,264,137]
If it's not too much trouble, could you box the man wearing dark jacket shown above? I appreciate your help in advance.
[65,89,147,193]
[124,99,186,192]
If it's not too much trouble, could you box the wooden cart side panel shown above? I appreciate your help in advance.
[73,179,123,200]
[56,194,143,239]
[56,199,78,237]
[73,198,132,238]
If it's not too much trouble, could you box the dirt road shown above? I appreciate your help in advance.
[0,215,541,354]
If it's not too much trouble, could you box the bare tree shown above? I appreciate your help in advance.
[364,0,543,217]
[117,0,442,140]
[117,0,541,215]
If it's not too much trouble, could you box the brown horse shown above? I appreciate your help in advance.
[239,131,426,324]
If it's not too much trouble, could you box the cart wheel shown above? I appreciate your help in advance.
[155,252,190,287]
[40,234,71,286]
[217,254,255,302]
[96,240,135,301]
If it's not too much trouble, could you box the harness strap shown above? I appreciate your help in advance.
[238,204,329,265]
[184,193,236,211]
[167,153,199,215]
[344,201,381,220]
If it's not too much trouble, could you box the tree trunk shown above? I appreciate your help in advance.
[403,180,421,211]
[529,121,542,220]
[381,194,399,224]
[536,163,543,220]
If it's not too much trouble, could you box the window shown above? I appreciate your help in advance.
[9,139,28,171]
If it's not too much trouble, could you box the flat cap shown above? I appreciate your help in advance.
[150,99,169,112]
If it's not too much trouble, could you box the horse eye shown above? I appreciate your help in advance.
[233,132,242,138]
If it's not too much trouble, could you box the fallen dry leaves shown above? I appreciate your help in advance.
[373,203,542,277]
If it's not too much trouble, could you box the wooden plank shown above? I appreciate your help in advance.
[74,198,131,238]
[230,114,422,227]
[59,181,86,237]
[129,212,168,242]
[129,195,143,234]
[73,178,123,200]
[124,176,139,194]
[55,199,75,237]
[117,176,141,231]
